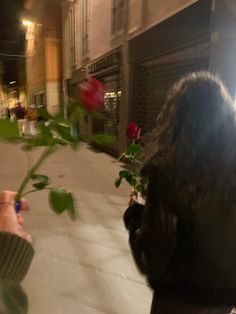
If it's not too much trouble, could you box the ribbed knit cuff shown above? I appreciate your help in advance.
[0,232,34,283]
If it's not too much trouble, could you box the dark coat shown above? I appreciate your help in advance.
[124,202,236,310]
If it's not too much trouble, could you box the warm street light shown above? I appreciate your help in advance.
[22,20,33,27]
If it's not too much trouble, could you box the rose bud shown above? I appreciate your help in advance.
[79,77,105,112]
[126,123,141,140]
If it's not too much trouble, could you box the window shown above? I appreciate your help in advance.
[33,95,37,106]
[111,0,125,36]
[38,93,45,107]
[93,74,120,137]
[82,0,89,58]
[69,1,78,67]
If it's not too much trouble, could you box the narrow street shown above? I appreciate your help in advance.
[0,142,151,314]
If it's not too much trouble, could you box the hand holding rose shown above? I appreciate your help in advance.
[0,191,31,243]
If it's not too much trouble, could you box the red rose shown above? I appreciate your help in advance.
[79,77,105,111]
[126,123,141,140]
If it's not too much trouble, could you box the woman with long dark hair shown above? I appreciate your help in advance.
[124,72,236,313]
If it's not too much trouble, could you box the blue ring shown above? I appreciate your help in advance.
[15,201,21,214]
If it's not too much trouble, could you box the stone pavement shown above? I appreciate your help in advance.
[0,143,152,314]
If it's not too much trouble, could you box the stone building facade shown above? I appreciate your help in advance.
[25,0,236,155]
[63,0,211,155]
[25,0,62,114]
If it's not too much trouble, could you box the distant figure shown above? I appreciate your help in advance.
[124,72,236,314]
[6,107,10,119]
[14,102,25,120]
[10,108,16,122]
[14,102,26,136]
[26,105,38,136]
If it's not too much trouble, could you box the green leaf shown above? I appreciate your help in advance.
[53,138,68,146]
[52,114,71,126]
[0,119,20,141]
[70,106,85,124]
[21,122,54,150]
[51,123,76,143]
[31,174,49,190]
[66,98,85,123]
[124,143,141,159]
[66,194,77,220]
[37,123,54,140]
[117,170,137,188]
[49,188,77,220]
[115,177,122,188]
[135,183,143,193]
[23,135,52,150]
[89,134,115,145]
[118,153,125,161]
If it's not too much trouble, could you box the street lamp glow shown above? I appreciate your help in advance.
[22,20,33,27]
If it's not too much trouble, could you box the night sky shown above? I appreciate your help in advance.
[0,0,25,85]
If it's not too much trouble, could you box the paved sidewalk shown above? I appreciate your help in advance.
[0,143,152,313]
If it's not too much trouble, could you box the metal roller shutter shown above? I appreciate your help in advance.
[132,41,210,134]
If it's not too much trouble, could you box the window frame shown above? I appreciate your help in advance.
[82,0,89,58]
[111,0,126,37]
[69,0,78,69]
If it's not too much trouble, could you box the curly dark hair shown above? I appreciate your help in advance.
[141,71,236,217]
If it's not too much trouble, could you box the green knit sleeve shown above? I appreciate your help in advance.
[0,232,34,283]
[0,279,29,314]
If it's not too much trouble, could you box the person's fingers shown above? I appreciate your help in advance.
[20,199,30,212]
[16,224,32,243]
[128,198,135,206]
[0,191,30,213]
[17,214,24,227]
[21,231,32,244]
[130,189,135,197]
[0,191,33,243]
[0,191,16,203]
